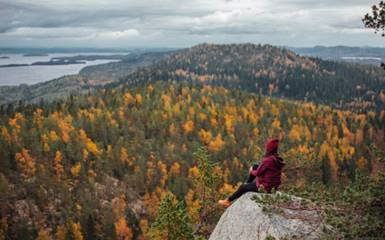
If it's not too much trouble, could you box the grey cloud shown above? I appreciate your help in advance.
[272,0,374,8]
[0,0,383,47]
[0,0,216,35]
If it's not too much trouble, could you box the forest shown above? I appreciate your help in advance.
[118,44,385,112]
[0,44,385,239]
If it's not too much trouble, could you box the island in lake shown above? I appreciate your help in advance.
[51,54,127,61]
[31,59,86,66]
[0,60,85,68]
[23,53,49,57]
[0,64,29,68]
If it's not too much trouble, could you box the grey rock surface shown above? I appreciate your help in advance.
[210,192,330,240]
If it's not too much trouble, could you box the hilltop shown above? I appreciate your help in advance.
[120,43,385,111]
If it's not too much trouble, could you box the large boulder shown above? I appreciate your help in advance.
[209,192,332,240]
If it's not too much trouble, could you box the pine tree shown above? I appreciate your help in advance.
[86,215,96,240]
[190,147,222,236]
[149,192,193,240]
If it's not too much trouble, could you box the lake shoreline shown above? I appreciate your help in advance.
[0,53,127,86]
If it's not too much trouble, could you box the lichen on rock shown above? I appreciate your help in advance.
[209,192,333,240]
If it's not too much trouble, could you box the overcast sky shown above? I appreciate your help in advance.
[0,0,384,48]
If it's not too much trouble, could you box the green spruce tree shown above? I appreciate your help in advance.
[149,192,193,240]
[191,146,222,236]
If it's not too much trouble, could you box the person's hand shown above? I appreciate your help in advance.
[252,164,259,170]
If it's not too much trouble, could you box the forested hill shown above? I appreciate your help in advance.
[118,43,385,111]
[1,81,384,239]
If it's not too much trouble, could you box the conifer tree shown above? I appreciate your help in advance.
[149,192,193,240]
[190,147,222,235]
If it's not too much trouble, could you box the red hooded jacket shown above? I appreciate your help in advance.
[250,154,285,192]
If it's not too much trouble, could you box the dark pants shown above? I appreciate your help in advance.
[228,164,259,202]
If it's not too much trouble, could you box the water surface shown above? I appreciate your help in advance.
[0,53,125,86]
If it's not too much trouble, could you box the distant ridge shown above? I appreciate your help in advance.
[289,46,385,66]
[119,43,385,111]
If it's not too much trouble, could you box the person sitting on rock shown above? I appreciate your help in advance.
[218,138,285,207]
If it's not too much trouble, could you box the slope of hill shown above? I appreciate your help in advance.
[79,51,171,81]
[0,75,102,105]
[0,81,384,239]
[119,43,385,111]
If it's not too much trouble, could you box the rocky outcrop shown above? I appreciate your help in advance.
[210,192,332,240]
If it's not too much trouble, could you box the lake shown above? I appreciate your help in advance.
[0,53,125,86]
